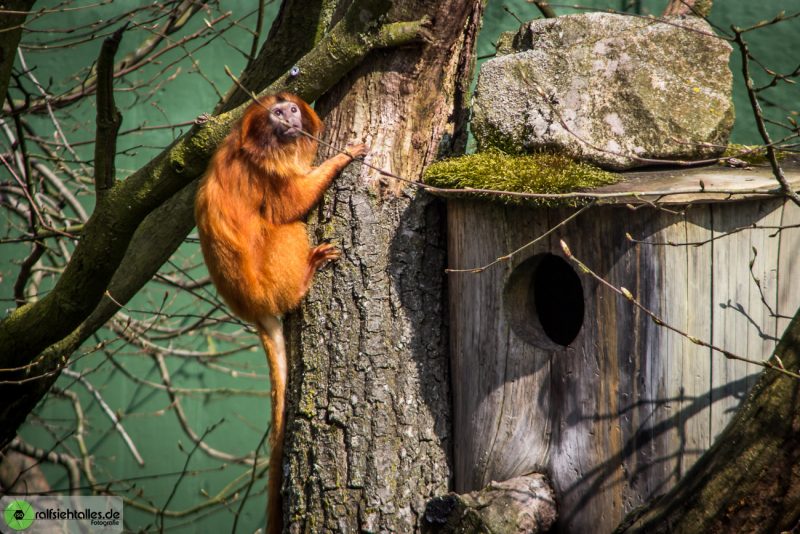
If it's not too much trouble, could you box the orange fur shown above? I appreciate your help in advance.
[194,93,366,534]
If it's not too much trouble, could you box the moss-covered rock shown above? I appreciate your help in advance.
[472,13,734,171]
[423,148,619,205]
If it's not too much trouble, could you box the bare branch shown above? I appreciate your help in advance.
[247,0,267,67]
[61,368,144,466]
[153,353,257,465]
[445,202,595,273]
[13,241,44,307]
[7,1,211,114]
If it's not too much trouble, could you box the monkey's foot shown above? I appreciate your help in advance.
[300,244,340,298]
[309,243,341,270]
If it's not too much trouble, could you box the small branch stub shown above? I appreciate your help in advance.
[663,0,713,17]
[94,25,126,200]
[531,1,557,19]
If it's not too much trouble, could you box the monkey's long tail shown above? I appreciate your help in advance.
[257,314,287,534]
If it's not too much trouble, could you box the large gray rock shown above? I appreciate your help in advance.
[472,13,734,170]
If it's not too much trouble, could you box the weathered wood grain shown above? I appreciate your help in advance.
[448,200,553,493]
[448,197,799,533]
[777,199,800,339]
[745,200,783,389]
[590,159,800,204]
[709,202,762,440]
[678,205,713,475]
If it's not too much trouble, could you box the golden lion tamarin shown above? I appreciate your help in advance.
[194,93,367,534]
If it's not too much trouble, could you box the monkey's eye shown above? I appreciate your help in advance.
[291,106,298,113]
[274,109,282,116]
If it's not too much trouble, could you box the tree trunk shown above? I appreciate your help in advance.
[282,1,484,531]
[615,308,800,533]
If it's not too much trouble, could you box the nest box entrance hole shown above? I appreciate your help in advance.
[504,253,584,349]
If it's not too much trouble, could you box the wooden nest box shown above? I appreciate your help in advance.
[444,159,800,533]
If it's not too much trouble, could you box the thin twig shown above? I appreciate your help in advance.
[231,425,270,534]
[247,0,267,67]
[157,420,223,534]
[9,436,81,492]
[153,353,258,465]
[52,387,98,487]
[733,29,800,208]
[748,246,789,320]
[62,368,145,466]
[628,222,800,247]
[445,201,595,273]
[16,49,91,176]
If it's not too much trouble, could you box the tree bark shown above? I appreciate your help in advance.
[615,308,800,533]
[282,0,484,531]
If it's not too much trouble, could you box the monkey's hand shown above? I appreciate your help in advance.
[345,143,368,160]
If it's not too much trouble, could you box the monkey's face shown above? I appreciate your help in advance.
[269,101,303,139]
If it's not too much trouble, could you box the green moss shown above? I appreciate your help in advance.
[298,386,317,417]
[722,143,787,165]
[423,148,619,205]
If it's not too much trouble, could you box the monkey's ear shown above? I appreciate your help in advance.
[239,110,254,148]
